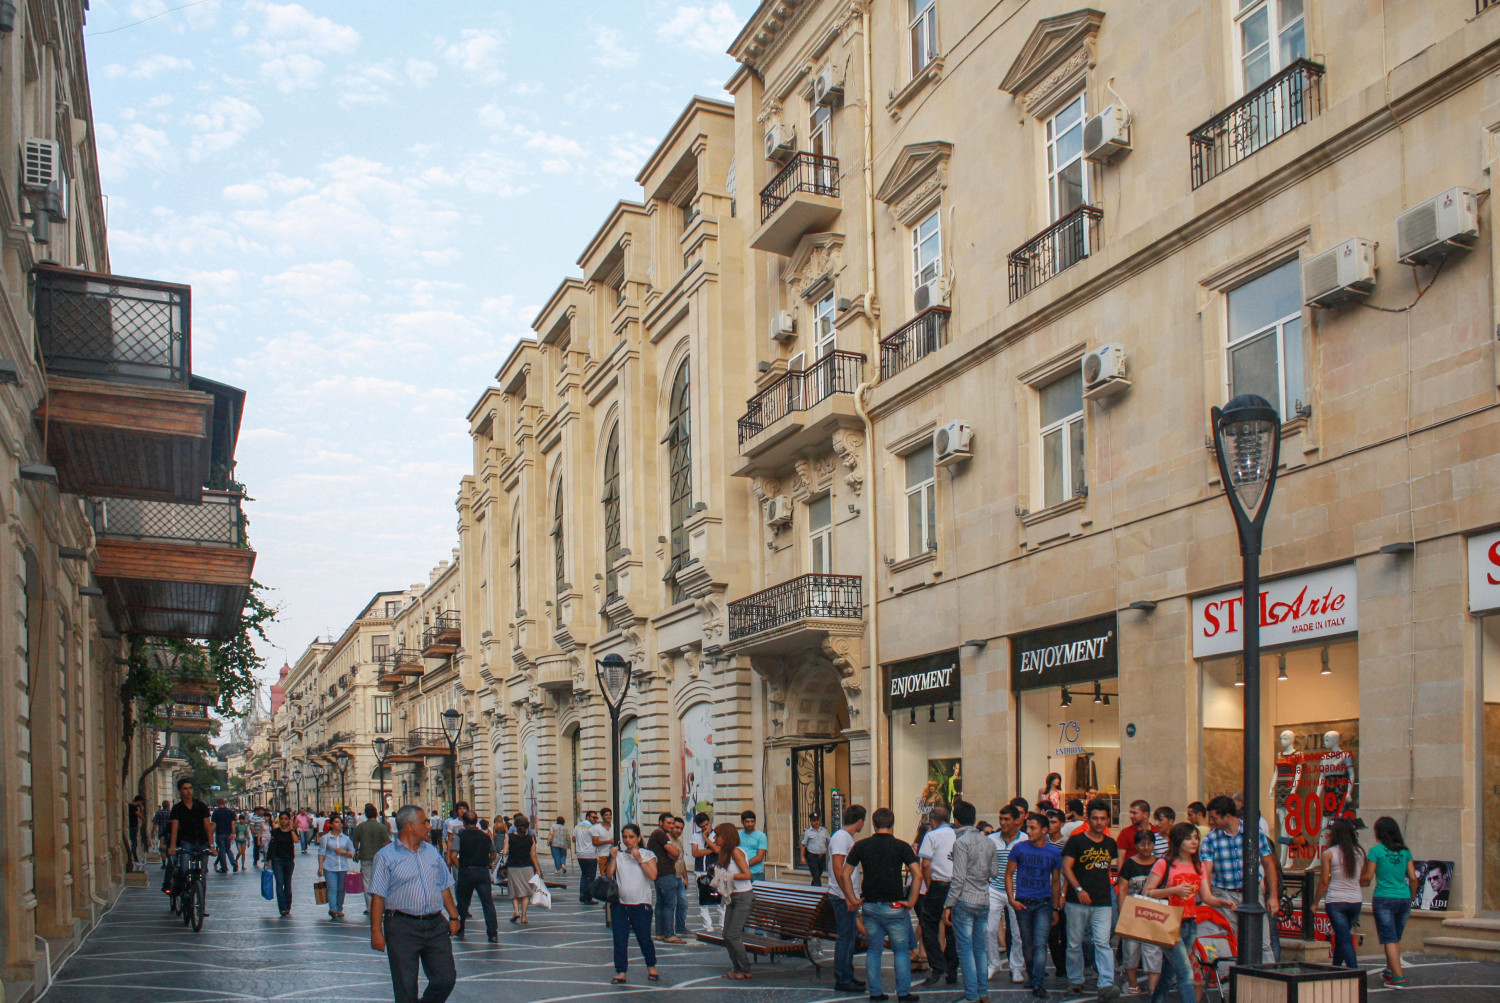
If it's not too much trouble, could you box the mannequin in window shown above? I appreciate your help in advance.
[1317,730,1356,848]
[1273,729,1304,866]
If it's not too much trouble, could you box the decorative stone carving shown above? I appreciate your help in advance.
[784,233,845,301]
[1022,47,1091,114]
[894,174,944,227]
[750,475,782,503]
[998,9,1104,113]
[831,427,865,494]
[694,592,725,641]
[874,142,953,226]
[683,648,701,679]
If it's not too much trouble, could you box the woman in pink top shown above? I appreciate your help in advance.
[294,810,312,853]
[1142,822,1234,1003]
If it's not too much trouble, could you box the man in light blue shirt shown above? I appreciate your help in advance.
[740,810,768,881]
[370,805,461,1003]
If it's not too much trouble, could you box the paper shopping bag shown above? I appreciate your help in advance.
[1115,895,1183,949]
[345,870,364,895]
[313,879,328,905]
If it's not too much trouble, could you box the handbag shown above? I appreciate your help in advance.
[313,879,328,905]
[590,873,620,903]
[345,869,364,895]
[1115,894,1184,949]
[261,867,275,901]
[710,864,737,902]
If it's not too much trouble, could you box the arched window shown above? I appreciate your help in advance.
[602,426,621,601]
[666,359,692,601]
[552,481,566,595]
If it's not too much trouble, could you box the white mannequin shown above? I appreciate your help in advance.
[1317,729,1356,848]
[1280,729,1296,755]
[1322,730,1341,753]
[1273,730,1299,865]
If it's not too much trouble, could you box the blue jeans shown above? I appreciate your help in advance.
[949,901,990,1001]
[1325,901,1362,968]
[1016,898,1054,992]
[214,835,235,870]
[1065,901,1115,989]
[1151,918,1197,1003]
[551,847,567,872]
[654,875,687,937]
[1371,896,1411,945]
[162,842,210,892]
[271,857,295,913]
[830,894,859,985]
[861,903,914,998]
[324,870,346,914]
[299,831,311,853]
[610,901,656,973]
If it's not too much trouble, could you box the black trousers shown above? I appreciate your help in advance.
[384,912,456,1003]
[455,868,497,937]
[579,857,598,902]
[920,881,958,980]
[806,852,827,887]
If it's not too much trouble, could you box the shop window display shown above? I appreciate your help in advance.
[887,653,962,832]
[1018,686,1119,814]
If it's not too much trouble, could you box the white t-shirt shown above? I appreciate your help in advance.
[590,823,614,851]
[312,815,327,834]
[1060,820,1086,839]
[574,824,597,859]
[611,846,657,905]
[690,829,716,873]
[827,827,861,900]
[919,824,958,882]
[443,816,465,846]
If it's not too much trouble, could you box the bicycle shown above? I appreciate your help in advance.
[176,848,210,931]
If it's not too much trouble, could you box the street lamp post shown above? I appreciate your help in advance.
[292,769,302,811]
[595,653,633,834]
[441,708,463,812]
[336,750,350,814]
[1211,393,1283,967]
[374,738,389,816]
[311,762,323,811]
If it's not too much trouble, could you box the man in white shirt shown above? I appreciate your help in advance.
[987,805,1027,984]
[689,812,723,931]
[442,801,469,855]
[590,808,616,928]
[1059,799,1087,839]
[917,805,959,986]
[575,810,600,904]
[827,804,867,993]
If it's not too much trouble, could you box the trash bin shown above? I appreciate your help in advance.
[1228,963,1366,1003]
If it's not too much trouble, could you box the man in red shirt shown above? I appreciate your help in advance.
[1115,799,1151,870]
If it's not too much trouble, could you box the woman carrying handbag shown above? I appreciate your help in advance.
[603,823,660,985]
[505,814,543,924]
[317,814,356,919]
[1141,822,1234,1003]
[266,812,297,917]
[713,823,755,981]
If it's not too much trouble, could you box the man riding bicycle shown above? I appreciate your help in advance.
[163,778,214,910]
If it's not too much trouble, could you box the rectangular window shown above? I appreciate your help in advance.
[913,209,942,301]
[809,494,833,573]
[910,0,938,75]
[788,351,805,411]
[374,695,391,734]
[815,293,837,359]
[1046,93,1090,222]
[1237,0,1307,90]
[905,444,937,556]
[1227,258,1303,417]
[384,601,400,617]
[372,635,390,661]
[1039,370,1085,509]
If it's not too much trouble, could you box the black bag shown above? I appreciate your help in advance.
[590,874,620,903]
[696,872,721,904]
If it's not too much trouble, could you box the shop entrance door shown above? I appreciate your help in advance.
[791,745,827,864]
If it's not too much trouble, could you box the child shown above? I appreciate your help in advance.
[1119,829,1162,995]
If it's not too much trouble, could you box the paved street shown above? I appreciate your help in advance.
[43,865,1500,1003]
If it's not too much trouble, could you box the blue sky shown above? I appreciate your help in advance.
[82,0,752,675]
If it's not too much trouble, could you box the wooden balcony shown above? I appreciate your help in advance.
[91,491,256,640]
[420,612,461,657]
[392,648,424,676]
[166,705,214,734]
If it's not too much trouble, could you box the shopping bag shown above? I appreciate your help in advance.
[529,873,552,909]
[345,870,364,895]
[261,867,275,901]
[1115,895,1183,949]
[313,879,328,905]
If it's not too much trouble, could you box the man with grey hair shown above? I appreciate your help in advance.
[370,805,461,1003]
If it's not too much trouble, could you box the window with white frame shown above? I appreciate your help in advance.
[905,444,936,556]
[1236,0,1306,91]
[912,209,942,305]
[1226,258,1303,418]
[814,292,837,359]
[910,0,938,75]
[810,101,832,158]
[1039,370,1085,509]
[809,494,833,573]
[1046,93,1090,222]
[373,695,392,734]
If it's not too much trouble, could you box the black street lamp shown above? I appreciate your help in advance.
[374,737,389,815]
[310,762,323,811]
[595,652,633,834]
[1211,393,1282,966]
[441,708,464,812]
[292,768,302,810]
[336,749,350,814]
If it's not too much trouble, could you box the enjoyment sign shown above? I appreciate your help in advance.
[1192,564,1357,659]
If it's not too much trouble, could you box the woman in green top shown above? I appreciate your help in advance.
[1360,816,1418,989]
[233,814,250,871]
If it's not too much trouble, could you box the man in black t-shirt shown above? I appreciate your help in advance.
[163,778,213,899]
[1060,799,1120,998]
[210,799,237,873]
[448,813,498,941]
[647,813,687,943]
[843,807,922,1002]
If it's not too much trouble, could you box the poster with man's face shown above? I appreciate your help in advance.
[1413,860,1453,911]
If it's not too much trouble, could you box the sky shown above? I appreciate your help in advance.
[81,0,753,678]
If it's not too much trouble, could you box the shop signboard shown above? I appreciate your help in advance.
[886,651,961,710]
[1467,529,1500,613]
[1010,614,1118,691]
[1192,564,1358,659]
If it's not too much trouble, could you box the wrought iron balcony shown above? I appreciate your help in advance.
[738,351,864,447]
[881,307,951,379]
[761,153,839,222]
[751,153,842,255]
[33,265,189,387]
[390,648,424,675]
[407,727,452,754]
[166,705,213,734]
[728,573,862,641]
[1007,205,1103,302]
[421,611,461,656]
[1483,0,1500,13]
[1189,59,1324,189]
[92,491,246,548]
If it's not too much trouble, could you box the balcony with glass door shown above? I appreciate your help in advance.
[734,350,864,476]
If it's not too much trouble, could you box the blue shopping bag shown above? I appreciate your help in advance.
[261,866,274,901]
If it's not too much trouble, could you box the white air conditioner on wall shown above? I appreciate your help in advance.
[933,421,972,467]
[1302,238,1376,308]
[1396,186,1478,266]
[770,310,797,342]
[1083,105,1131,164]
[813,66,844,107]
[1082,344,1130,400]
[765,495,793,527]
[764,123,796,162]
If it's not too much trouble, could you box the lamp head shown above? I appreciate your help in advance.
[373,737,388,761]
[595,652,631,708]
[337,749,350,769]
[441,707,463,744]
[1213,394,1280,523]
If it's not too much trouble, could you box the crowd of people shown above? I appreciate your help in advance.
[139,779,1420,1003]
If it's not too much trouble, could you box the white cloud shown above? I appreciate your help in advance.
[334,58,440,107]
[263,260,368,314]
[186,96,263,159]
[223,183,267,202]
[592,26,639,69]
[102,54,195,79]
[658,3,742,54]
[242,2,360,92]
[596,132,656,183]
[441,28,504,83]
[259,52,326,92]
[406,59,438,87]
[95,121,173,181]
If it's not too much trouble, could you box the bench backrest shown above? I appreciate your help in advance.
[746,880,837,940]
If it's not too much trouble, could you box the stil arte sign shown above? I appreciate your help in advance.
[1192,564,1358,659]
[1467,529,1500,613]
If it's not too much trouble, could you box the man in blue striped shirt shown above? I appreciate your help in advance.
[370,805,461,1003]
[986,805,1026,984]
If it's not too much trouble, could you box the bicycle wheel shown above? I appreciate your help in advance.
[181,882,194,926]
[191,875,205,931]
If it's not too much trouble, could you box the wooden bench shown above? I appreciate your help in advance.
[694,881,851,972]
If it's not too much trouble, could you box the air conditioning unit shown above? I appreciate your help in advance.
[1396,186,1478,266]
[813,66,844,107]
[22,138,59,192]
[765,495,793,527]
[933,421,972,467]
[913,277,949,312]
[1302,237,1376,308]
[764,123,796,162]
[1083,105,1131,164]
[1082,344,1129,401]
[770,310,797,343]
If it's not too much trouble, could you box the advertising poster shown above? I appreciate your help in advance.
[927,758,962,808]
[522,732,539,822]
[1414,860,1453,911]
[681,702,715,818]
[621,717,640,826]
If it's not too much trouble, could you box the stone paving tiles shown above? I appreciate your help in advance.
[39,861,1500,1002]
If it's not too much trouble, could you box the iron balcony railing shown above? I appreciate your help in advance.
[32,265,190,386]
[408,727,452,751]
[1007,205,1103,302]
[422,611,461,651]
[391,648,423,671]
[1484,0,1500,12]
[737,350,864,447]
[760,152,840,223]
[728,573,862,640]
[1189,59,1324,189]
[880,307,951,379]
[91,490,246,547]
